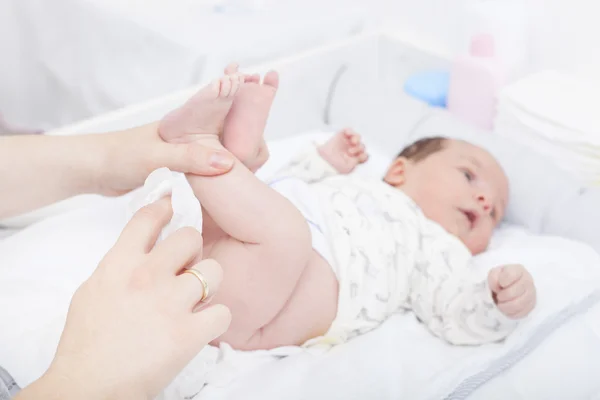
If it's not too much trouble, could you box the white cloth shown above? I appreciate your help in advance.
[126,168,203,240]
[272,146,517,346]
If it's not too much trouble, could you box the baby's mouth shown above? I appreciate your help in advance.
[460,209,478,229]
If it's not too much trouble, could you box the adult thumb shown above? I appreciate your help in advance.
[169,142,234,176]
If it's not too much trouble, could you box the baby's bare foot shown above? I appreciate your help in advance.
[159,73,244,144]
[221,64,279,172]
[318,128,369,174]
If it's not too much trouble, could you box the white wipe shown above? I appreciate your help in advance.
[126,168,203,240]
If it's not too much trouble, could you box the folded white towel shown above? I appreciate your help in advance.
[498,70,600,139]
[495,70,600,186]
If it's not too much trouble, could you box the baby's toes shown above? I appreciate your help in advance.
[218,76,233,97]
[224,62,239,75]
[229,74,244,97]
[245,73,261,84]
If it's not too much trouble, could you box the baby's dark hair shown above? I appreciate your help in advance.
[397,136,448,163]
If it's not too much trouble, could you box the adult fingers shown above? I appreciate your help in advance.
[151,227,204,275]
[176,259,224,309]
[184,304,232,353]
[164,141,234,176]
[115,197,173,254]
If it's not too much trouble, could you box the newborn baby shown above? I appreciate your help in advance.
[158,65,537,350]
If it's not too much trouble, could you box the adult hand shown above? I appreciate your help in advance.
[98,122,235,196]
[19,197,231,400]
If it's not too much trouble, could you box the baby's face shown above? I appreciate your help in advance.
[391,140,508,254]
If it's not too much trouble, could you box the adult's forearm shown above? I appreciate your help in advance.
[0,134,103,219]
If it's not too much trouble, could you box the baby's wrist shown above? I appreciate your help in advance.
[316,146,339,171]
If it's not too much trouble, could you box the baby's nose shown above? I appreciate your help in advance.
[477,193,492,214]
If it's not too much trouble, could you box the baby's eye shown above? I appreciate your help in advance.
[462,169,474,182]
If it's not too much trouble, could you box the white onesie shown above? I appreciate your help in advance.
[268,145,518,346]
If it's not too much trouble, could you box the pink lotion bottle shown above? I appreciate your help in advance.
[447,33,505,130]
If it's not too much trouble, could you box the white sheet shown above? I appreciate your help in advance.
[1,132,600,400]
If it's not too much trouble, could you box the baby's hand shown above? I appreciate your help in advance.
[488,264,537,319]
[318,128,369,174]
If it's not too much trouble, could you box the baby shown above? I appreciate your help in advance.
[158,65,537,350]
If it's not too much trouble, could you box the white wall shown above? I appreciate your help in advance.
[373,0,600,79]
[527,0,600,77]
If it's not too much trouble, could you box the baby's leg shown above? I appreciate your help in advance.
[160,74,313,349]
[161,64,279,252]
[222,63,278,172]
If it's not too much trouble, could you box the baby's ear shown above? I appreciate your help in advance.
[384,157,408,186]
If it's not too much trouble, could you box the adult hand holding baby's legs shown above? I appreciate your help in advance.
[98,123,236,197]
[17,198,231,400]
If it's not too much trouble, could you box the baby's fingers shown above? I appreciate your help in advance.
[495,279,527,303]
[342,130,361,146]
[511,294,536,319]
[342,128,356,139]
[488,266,503,294]
[498,287,536,319]
[348,143,366,157]
[498,264,525,288]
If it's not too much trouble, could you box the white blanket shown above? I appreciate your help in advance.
[1,137,600,399]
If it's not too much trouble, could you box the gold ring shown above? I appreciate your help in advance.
[183,268,210,302]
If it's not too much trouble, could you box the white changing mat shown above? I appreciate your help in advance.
[1,133,600,399]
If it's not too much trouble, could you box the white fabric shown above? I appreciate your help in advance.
[2,135,600,399]
[0,0,366,131]
[126,168,203,241]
